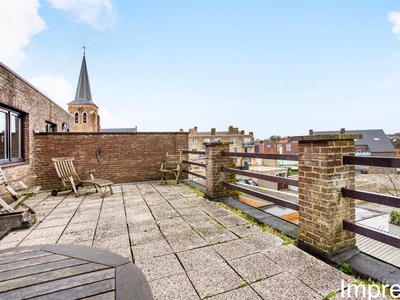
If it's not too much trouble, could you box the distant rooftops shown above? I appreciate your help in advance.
[314,129,396,154]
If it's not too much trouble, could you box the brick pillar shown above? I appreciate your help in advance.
[291,133,362,262]
[204,142,232,199]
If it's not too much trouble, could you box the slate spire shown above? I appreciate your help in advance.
[68,48,96,105]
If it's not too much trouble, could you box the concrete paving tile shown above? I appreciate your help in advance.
[124,204,150,213]
[136,253,185,281]
[212,238,261,261]
[180,212,211,225]
[70,211,100,223]
[93,234,130,251]
[197,227,238,245]
[251,272,321,300]
[95,225,129,238]
[228,224,263,238]
[149,273,199,300]
[186,262,243,299]
[98,211,126,221]
[0,228,36,243]
[229,252,283,283]
[78,202,102,210]
[207,286,263,300]
[190,218,221,231]
[126,211,154,223]
[165,230,207,252]
[65,220,98,232]
[129,225,164,245]
[57,229,95,244]
[131,239,174,261]
[215,214,249,227]
[177,247,225,271]
[35,217,71,228]
[106,246,133,262]
[157,217,191,233]
[245,233,283,250]
[203,207,231,219]
[264,244,347,296]
[22,225,66,241]
[96,219,126,231]
[150,207,180,220]
[167,199,196,210]
[19,235,60,246]
[0,241,20,250]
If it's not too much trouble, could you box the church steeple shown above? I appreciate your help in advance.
[68,47,100,132]
[69,47,95,105]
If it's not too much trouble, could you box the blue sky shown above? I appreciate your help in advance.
[1,0,400,139]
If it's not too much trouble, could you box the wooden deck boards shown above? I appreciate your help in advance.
[0,244,153,299]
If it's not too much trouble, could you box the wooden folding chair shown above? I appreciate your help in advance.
[160,152,183,185]
[52,157,113,198]
[0,168,40,214]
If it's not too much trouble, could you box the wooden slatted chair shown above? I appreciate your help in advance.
[0,167,41,214]
[52,157,113,198]
[160,152,183,185]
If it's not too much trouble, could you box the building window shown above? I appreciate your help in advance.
[204,139,210,143]
[0,107,23,164]
[232,148,237,153]
[192,139,197,144]
[83,112,87,124]
[45,122,56,132]
[286,143,291,152]
[74,112,79,123]
[232,138,237,143]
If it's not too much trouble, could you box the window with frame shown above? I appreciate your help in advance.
[83,112,87,124]
[0,107,24,164]
[74,112,79,123]
[45,121,56,132]
[286,143,291,152]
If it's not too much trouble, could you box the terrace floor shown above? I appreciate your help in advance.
[0,182,385,299]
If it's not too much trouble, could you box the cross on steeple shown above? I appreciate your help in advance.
[83,45,87,55]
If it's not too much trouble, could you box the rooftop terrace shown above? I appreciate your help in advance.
[0,182,390,300]
[0,183,361,300]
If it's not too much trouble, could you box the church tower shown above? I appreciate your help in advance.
[68,48,100,132]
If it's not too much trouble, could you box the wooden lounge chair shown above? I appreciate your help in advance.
[160,152,183,185]
[52,157,113,198]
[0,167,40,214]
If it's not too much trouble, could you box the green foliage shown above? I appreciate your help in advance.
[390,210,400,226]
[323,292,337,299]
[338,263,356,276]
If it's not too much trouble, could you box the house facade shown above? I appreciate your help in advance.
[188,126,255,169]
[0,61,74,183]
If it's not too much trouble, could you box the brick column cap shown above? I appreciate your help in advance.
[289,134,362,142]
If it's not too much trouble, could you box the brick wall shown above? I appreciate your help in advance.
[295,135,360,253]
[33,132,188,189]
[0,62,74,185]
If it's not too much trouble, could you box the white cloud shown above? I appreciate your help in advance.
[0,0,46,68]
[46,0,117,30]
[28,74,73,110]
[98,106,133,129]
[388,12,400,38]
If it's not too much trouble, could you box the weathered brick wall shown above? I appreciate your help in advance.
[33,132,188,189]
[0,62,74,185]
[295,135,360,253]
[205,142,231,198]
